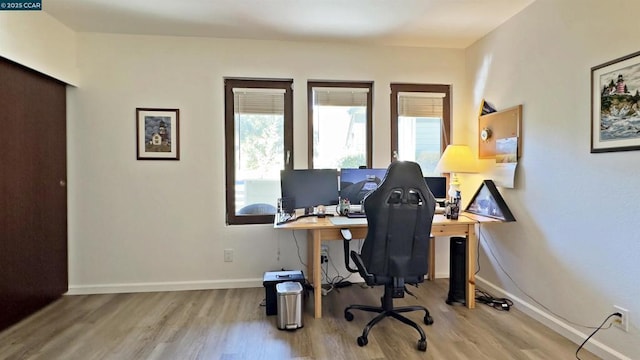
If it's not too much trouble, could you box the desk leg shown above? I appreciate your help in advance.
[428,236,435,281]
[308,230,322,318]
[466,224,476,308]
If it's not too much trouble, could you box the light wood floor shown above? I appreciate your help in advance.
[0,279,599,360]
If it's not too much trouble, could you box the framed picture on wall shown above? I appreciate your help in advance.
[136,108,180,160]
[591,50,640,153]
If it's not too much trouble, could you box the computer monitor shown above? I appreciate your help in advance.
[339,168,387,205]
[280,169,339,212]
[424,176,447,201]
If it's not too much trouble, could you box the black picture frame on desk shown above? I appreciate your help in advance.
[465,180,515,222]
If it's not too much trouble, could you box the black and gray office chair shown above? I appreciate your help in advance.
[344,161,437,351]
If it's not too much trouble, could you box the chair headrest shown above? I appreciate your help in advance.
[363,161,435,209]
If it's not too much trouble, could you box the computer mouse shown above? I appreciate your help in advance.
[340,228,352,240]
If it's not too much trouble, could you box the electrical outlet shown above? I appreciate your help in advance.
[320,245,329,263]
[613,305,629,332]
[224,248,234,262]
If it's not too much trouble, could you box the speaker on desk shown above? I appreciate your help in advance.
[278,197,295,215]
[446,236,466,305]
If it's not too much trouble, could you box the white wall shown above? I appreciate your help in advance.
[465,0,640,358]
[66,33,467,292]
[0,12,77,84]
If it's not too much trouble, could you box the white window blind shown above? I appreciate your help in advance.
[313,87,369,107]
[233,88,286,115]
[397,92,445,118]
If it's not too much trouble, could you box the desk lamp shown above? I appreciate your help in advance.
[435,144,478,200]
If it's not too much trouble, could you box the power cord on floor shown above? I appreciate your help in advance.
[575,312,620,360]
[475,288,513,311]
[290,230,354,296]
[291,230,307,268]
[320,251,353,295]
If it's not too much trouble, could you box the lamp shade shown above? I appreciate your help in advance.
[435,144,478,174]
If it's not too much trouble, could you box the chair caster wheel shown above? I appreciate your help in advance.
[417,339,427,351]
[424,315,434,325]
[345,311,354,321]
[357,336,368,347]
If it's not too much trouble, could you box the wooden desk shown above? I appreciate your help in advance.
[274,213,501,318]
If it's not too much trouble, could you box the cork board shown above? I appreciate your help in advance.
[478,105,522,159]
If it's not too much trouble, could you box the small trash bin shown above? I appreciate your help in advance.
[276,281,303,330]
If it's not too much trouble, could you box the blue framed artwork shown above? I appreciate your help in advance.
[136,108,180,160]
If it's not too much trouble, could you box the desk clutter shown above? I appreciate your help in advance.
[276,167,450,226]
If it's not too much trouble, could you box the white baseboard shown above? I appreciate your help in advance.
[475,276,631,360]
[66,278,263,295]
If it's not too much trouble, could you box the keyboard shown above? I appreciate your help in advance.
[346,212,367,218]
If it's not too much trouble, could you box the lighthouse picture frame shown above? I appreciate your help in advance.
[136,108,180,160]
[591,50,640,153]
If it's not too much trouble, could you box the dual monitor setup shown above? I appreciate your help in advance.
[279,168,447,220]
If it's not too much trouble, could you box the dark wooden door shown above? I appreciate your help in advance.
[0,57,68,331]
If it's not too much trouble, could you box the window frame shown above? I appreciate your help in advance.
[224,78,294,225]
[307,81,373,169]
[390,83,451,165]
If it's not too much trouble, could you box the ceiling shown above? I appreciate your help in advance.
[44,0,535,48]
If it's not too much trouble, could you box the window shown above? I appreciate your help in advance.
[307,81,373,169]
[390,84,451,176]
[224,78,293,225]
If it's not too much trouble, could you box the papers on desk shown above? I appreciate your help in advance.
[329,216,367,226]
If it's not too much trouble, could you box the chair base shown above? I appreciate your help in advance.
[345,285,434,352]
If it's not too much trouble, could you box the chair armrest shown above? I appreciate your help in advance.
[343,237,359,273]
[350,251,375,285]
